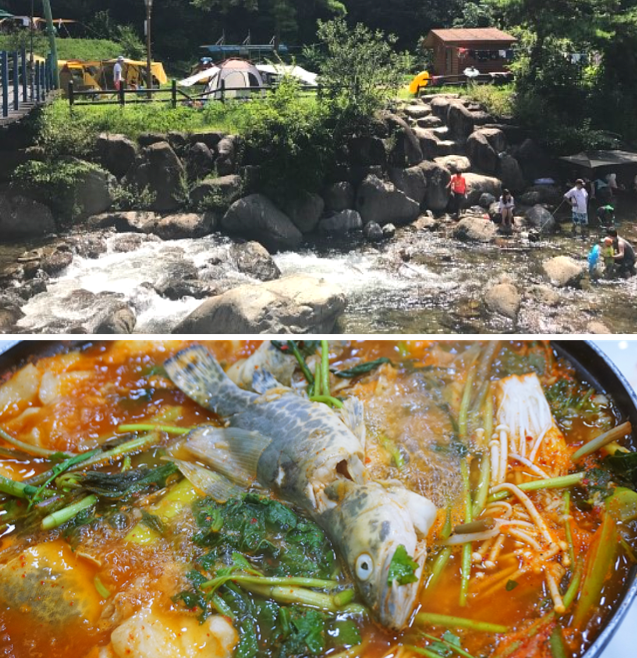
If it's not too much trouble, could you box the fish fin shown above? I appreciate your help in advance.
[165,346,256,417]
[252,369,280,395]
[170,458,244,502]
[338,397,366,450]
[185,426,271,488]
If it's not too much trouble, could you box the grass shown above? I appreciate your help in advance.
[0,36,122,62]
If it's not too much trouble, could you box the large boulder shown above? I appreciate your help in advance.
[477,127,507,153]
[216,135,240,176]
[356,175,421,226]
[40,250,73,276]
[485,282,521,319]
[173,274,346,334]
[430,95,456,119]
[154,213,216,240]
[125,141,186,212]
[221,194,302,253]
[389,167,427,206]
[404,104,432,120]
[318,210,363,235]
[519,185,563,207]
[284,192,325,234]
[417,116,442,129]
[0,193,56,241]
[447,101,476,140]
[498,154,526,192]
[434,155,471,173]
[186,142,215,180]
[95,133,137,179]
[515,138,555,181]
[525,205,556,233]
[463,173,502,206]
[94,305,137,334]
[419,161,451,212]
[542,256,586,288]
[324,181,355,212]
[466,131,498,174]
[73,168,115,219]
[348,136,387,167]
[188,132,224,150]
[363,221,384,242]
[231,241,281,281]
[453,217,497,243]
[88,210,161,234]
[384,114,423,167]
[413,128,440,160]
[189,174,243,210]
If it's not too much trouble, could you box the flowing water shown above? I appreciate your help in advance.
[3,212,637,334]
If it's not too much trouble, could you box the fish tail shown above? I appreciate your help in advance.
[165,346,256,417]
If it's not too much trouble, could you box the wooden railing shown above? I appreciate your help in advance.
[1,49,54,120]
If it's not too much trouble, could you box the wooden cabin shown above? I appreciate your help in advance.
[423,28,517,77]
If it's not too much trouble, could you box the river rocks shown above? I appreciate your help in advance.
[138,133,166,148]
[0,193,56,240]
[419,161,451,212]
[384,114,423,167]
[417,116,442,129]
[463,173,502,206]
[466,131,498,174]
[73,168,115,219]
[413,214,439,231]
[154,277,216,301]
[125,141,186,212]
[404,104,432,120]
[348,136,387,167]
[434,155,471,173]
[173,274,346,334]
[319,210,363,235]
[222,194,302,253]
[154,213,216,240]
[216,136,239,176]
[383,223,396,239]
[528,284,561,307]
[525,205,556,233]
[40,251,73,276]
[95,133,137,179]
[430,95,456,119]
[186,142,215,181]
[284,192,325,234]
[68,233,109,259]
[485,282,520,319]
[189,132,224,150]
[94,305,137,334]
[586,320,612,334]
[356,175,421,226]
[498,154,526,192]
[89,210,162,234]
[389,167,427,206]
[190,174,243,211]
[519,185,563,207]
[413,128,440,160]
[453,217,497,243]
[230,241,281,281]
[324,182,355,212]
[0,298,23,333]
[542,256,586,288]
[363,222,384,242]
[447,101,476,140]
[110,233,161,253]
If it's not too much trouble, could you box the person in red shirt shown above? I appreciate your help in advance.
[447,168,467,219]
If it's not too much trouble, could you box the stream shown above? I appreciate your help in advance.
[3,211,637,334]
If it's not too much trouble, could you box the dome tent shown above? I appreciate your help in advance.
[204,58,265,100]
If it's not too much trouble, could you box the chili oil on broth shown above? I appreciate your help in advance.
[0,340,634,658]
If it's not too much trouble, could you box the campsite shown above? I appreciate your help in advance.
[2,1,637,335]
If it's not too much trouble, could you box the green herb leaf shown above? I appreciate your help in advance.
[330,619,362,647]
[387,544,419,586]
[334,357,392,378]
[606,451,637,486]
[140,510,165,535]
[505,579,518,591]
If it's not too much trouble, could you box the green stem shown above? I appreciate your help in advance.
[549,625,568,658]
[571,421,632,462]
[415,612,508,634]
[426,547,452,591]
[0,426,71,457]
[41,495,97,530]
[488,473,585,503]
[321,340,331,397]
[473,453,490,518]
[420,632,475,658]
[287,341,314,388]
[562,491,575,567]
[483,385,493,446]
[117,424,191,435]
[332,589,355,607]
[237,582,341,612]
[309,395,344,409]
[405,646,443,658]
[472,341,501,404]
[340,603,369,617]
[441,505,453,540]
[210,593,235,620]
[620,535,637,563]
[202,573,338,592]
[459,360,479,441]
[561,562,583,611]
[459,458,472,607]
[575,388,595,411]
[73,433,162,471]
[0,473,54,500]
[312,360,322,398]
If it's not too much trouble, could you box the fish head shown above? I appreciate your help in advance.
[324,481,437,629]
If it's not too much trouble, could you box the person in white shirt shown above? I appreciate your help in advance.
[498,188,515,232]
[113,56,124,91]
[564,179,589,238]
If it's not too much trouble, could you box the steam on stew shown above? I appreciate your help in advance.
[0,340,636,658]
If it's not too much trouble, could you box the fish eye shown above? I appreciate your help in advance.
[355,553,374,581]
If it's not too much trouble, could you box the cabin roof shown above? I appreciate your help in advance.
[423,28,517,47]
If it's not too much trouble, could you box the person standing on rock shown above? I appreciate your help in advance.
[447,168,467,220]
[564,179,589,238]
[498,189,515,233]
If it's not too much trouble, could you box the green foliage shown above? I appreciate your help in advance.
[110,182,157,211]
[87,9,145,60]
[387,544,419,585]
[0,35,123,61]
[236,76,333,196]
[454,1,495,27]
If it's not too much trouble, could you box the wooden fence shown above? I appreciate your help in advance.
[0,49,54,122]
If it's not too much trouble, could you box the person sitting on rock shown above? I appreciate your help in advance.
[606,229,636,278]
[498,189,515,233]
[447,168,467,220]
[564,179,589,239]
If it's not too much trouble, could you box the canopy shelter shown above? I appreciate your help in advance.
[179,62,317,88]
[559,149,637,189]
[0,9,14,19]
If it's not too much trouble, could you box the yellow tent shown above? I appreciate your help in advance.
[104,59,169,86]
[409,71,431,95]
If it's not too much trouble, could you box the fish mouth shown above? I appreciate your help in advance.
[377,545,425,630]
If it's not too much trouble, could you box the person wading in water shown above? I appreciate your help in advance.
[447,168,467,220]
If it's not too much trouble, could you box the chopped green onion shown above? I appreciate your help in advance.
[571,421,632,462]
[562,491,575,566]
[0,474,55,500]
[561,561,583,611]
[309,395,344,409]
[487,473,585,503]
[41,495,98,531]
[549,625,568,658]
[426,547,452,591]
[416,612,508,634]
[94,576,110,599]
[117,424,191,435]
[321,340,331,397]
[312,360,322,398]
[459,459,472,607]
[237,582,343,612]
[472,453,490,518]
